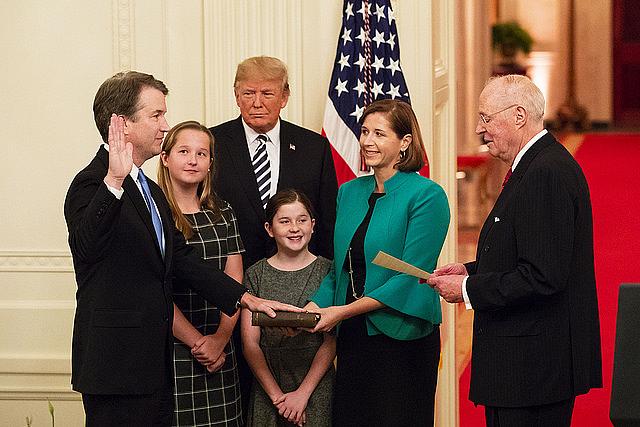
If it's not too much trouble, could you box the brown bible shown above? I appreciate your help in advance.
[251,311,321,328]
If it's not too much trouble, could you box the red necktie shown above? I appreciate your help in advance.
[502,168,513,188]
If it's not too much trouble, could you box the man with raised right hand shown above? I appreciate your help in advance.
[64,71,299,426]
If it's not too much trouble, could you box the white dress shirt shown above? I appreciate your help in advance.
[241,119,281,199]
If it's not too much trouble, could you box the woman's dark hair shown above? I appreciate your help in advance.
[265,189,316,226]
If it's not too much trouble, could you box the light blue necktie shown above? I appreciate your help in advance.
[137,169,165,258]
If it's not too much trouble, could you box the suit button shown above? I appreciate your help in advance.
[164,316,169,322]
[478,328,484,334]
[483,246,489,252]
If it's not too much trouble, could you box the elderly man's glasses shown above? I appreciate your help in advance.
[478,104,519,124]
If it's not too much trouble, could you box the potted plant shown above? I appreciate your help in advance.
[491,21,533,75]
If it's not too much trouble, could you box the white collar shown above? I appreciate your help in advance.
[241,118,281,146]
[511,129,547,171]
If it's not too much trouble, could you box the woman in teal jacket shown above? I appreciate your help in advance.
[307,99,450,426]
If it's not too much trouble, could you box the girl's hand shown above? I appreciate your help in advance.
[191,333,226,366]
[273,389,310,426]
[204,354,226,373]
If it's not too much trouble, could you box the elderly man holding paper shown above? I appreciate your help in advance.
[305,99,450,426]
[427,75,601,427]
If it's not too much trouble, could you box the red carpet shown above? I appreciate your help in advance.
[459,133,640,426]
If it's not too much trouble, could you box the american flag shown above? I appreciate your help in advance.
[322,0,427,184]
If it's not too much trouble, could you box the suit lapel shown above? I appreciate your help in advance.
[97,147,167,263]
[476,132,556,253]
[123,176,164,259]
[224,117,264,216]
[508,132,554,184]
[278,120,295,191]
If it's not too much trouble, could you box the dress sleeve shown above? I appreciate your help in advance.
[223,202,245,255]
[367,182,450,321]
[310,184,344,307]
[242,261,261,297]
[310,262,337,307]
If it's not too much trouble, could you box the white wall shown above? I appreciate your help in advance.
[0,1,458,425]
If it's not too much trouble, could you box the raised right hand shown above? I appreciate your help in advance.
[104,113,133,189]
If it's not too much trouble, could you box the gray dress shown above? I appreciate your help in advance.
[244,257,334,427]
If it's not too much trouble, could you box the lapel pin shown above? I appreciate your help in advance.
[289,143,296,150]
[494,217,500,222]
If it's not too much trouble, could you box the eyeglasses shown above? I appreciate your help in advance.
[478,104,519,125]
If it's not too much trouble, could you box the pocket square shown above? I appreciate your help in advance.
[494,217,500,222]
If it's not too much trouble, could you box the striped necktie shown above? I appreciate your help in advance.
[137,169,165,258]
[252,134,271,209]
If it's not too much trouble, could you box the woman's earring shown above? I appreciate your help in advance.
[400,149,406,158]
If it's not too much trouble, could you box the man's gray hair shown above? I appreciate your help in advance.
[485,75,545,121]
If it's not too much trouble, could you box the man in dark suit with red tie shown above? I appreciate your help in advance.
[64,71,298,426]
[428,75,602,426]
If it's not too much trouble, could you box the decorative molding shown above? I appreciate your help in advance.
[0,300,75,311]
[0,388,79,402]
[0,251,73,273]
[112,0,135,71]
[432,0,451,82]
[0,357,75,401]
[0,356,72,375]
[160,0,169,83]
[429,1,458,426]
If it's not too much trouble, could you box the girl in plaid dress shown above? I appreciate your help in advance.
[159,121,244,426]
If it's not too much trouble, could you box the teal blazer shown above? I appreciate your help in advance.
[311,171,450,340]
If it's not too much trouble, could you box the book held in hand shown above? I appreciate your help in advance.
[251,311,321,328]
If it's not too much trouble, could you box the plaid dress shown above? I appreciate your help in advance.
[173,202,244,426]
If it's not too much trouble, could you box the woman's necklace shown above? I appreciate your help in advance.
[347,247,363,299]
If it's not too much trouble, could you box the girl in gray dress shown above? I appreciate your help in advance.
[241,189,335,427]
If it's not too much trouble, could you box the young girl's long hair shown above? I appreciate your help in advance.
[158,121,222,239]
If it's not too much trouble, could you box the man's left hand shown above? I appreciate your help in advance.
[240,292,303,317]
[426,275,465,303]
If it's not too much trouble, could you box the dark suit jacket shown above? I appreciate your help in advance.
[64,147,245,395]
[465,132,602,407]
[210,117,338,268]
